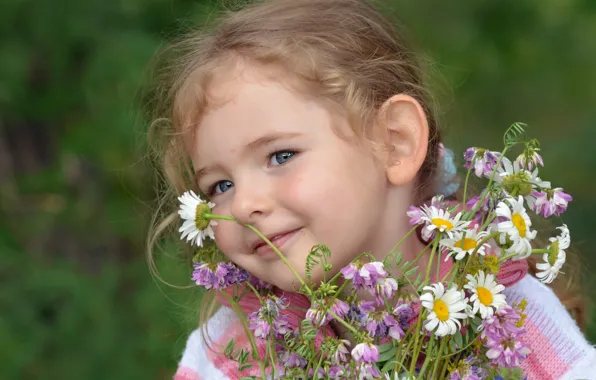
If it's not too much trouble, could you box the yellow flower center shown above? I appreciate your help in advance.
[477,286,493,306]
[432,218,454,231]
[433,299,449,321]
[511,213,527,238]
[548,240,560,265]
[455,238,477,251]
[195,203,212,230]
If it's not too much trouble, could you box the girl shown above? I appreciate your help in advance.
[147,0,596,378]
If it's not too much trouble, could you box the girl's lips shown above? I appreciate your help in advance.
[254,228,302,257]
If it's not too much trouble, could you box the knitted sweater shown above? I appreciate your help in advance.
[174,265,596,380]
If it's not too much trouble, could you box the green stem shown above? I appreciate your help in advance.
[430,337,447,378]
[328,309,359,336]
[462,166,473,206]
[401,243,431,273]
[416,335,435,378]
[388,225,419,257]
[267,331,277,377]
[424,236,440,286]
[467,147,509,219]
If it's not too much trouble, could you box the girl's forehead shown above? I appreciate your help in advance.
[188,71,329,160]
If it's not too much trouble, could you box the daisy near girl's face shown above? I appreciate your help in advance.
[188,68,396,291]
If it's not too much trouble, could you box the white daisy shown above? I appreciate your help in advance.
[178,190,217,247]
[495,196,537,259]
[420,283,468,337]
[464,270,507,319]
[496,156,551,207]
[440,227,490,261]
[419,205,470,240]
[536,224,570,284]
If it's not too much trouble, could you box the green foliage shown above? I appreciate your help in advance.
[503,122,528,149]
[305,244,332,286]
[2,0,595,378]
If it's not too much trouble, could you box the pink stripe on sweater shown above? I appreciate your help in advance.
[209,322,271,379]
[521,318,569,380]
[173,366,201,380]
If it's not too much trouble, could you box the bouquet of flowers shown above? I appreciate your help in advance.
[176,123,572,379]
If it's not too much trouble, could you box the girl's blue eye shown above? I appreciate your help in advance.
[210,180,233,195]
[269,151,296,166]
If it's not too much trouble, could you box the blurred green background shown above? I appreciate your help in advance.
[2,0,595,378]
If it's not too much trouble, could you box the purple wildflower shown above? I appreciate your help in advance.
[333,339,351,364]
[278,350,306,369]
[340,261,388,292]
[481,306,530,368]
[516,151,544,171]
[351,343,379,364]
[248,274,272,290]
[407,205,424,226]
[393,302,415,330]
[247,295,290,339]
[449,355,486,380]
[480,306,522,340]
[360,309,404,340]
[485,335,530,368]
[464,148,501,177]
[347,301,376,326]
[191,261,249,290]
[530,188,572,217]
[463,147,477,168]
[356,363,381,379]
[374,277,398,305]
[466,194,491,222]
[248,311,270,339]
[306,299,349,327]
[328,365,346,379]
[307,367,326,378]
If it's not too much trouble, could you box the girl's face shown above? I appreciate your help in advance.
[188,67,415,291]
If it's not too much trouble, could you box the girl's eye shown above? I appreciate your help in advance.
[210,180,234,196]
[269,151,296,166]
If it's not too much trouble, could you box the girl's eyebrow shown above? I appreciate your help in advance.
[194,132,302,183]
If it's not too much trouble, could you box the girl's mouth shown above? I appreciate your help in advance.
[253,228,302,257]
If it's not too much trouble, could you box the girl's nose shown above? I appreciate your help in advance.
[230,182,274,224]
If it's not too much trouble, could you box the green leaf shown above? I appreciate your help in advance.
[378,345,398,362]
[378,342,395,353]
[454,332,463,349]
[381,359,396,373]
[224,339,236,358]
[404,266,419,278]
[503,122,527,148]
[395,251,403,265]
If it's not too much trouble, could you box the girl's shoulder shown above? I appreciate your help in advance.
[174,306,238,380]
[503,274,596,380]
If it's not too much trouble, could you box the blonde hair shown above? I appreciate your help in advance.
[146,0,585,334]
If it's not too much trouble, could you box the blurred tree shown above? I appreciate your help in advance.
[1,0,594,378]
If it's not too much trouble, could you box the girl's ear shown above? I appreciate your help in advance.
[376,94,429,186]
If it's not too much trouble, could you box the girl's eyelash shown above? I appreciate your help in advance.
[205,149,299,196]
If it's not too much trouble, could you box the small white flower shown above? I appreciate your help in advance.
[419,205,470,240]
[495,196,537,259]
[178,190,217,247]
[440,227,490,261]
[420,283,468,337]
[464,270,507,319]
[496,156,551,208]
[536,224,570,284]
